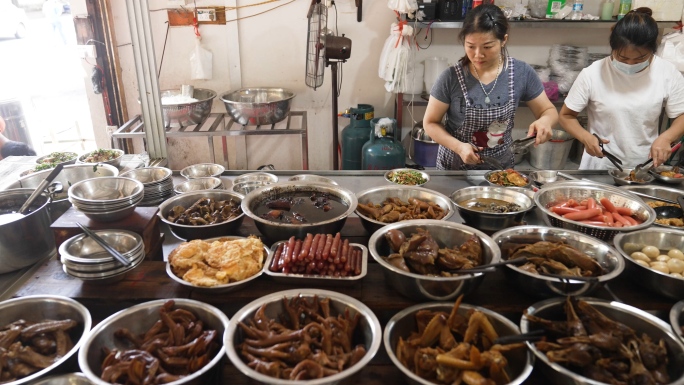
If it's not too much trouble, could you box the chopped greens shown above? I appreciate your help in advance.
[387,170,428,186]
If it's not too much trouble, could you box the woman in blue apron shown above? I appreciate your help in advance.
[423,4,558,170]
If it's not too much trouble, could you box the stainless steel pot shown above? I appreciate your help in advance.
[0,189,56,273]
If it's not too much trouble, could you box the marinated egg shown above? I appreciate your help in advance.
[667,258,684,274]
[649,261,670,274]
[630,252,650,263]
[668,249,684,260]
[656,254,671,263]
[642,246,660,259]
[634,259,650,267]
[671,273,683,279]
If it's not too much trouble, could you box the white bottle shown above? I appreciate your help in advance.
[570,0,584,20]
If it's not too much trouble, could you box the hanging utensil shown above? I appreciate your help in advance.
[18,164,64,215]
[653,195,684,219]
[76,223,132,267]
[510,135,537,154]
[593,133,623,171]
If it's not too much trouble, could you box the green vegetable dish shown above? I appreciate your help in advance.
[387,170,428,186]
[37,151,77,165]
[81,149,120,163]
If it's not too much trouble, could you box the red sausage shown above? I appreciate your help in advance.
[315,233,326,260]
[624,215,639,226]
[330,232,341,258]
[612,212,632,226]
[604,212,614,225]
[270,243,284,272]
[600,198,617,213]
[615,207,634,216]
[563,208,603,221]
[292,239,302,265]
[310,234,322,261]
[299,233,313,260]
[551,206,582,215]
[322,234,334,261]
[580,221,607,226]
[283,236,296,265]
[587,197,597,210]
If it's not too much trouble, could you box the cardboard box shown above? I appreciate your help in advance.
[546,0,566,18]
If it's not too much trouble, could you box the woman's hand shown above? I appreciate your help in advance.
[651,136,672,167]
[456,142,481,165]
[583,133,607,158]
[527,119,552,145]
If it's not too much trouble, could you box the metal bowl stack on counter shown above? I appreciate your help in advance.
[79,299,228,385]
[521,297,684,385]
[368,219,500,301]
[492,225,625,298]
[614,228,684,300]
[120,167,173,206]
[67,177,144,222]
[173,176,224,194]
[225,289,381,384]
[0,295,92,385]
[59,230,145,284]
[180,163,225,179]
[158,190,245,241]
[355,185,454,234]
[232,172,278,195]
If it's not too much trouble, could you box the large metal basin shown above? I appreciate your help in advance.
[0,189,56,273]
[220,88,295,125]
[159,88,216,128]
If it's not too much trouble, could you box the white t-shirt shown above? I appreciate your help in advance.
[564,55,684,169]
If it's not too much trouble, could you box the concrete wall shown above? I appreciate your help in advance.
[82,0,673,170]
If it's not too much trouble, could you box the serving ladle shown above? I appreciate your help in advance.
[653,195,684,219]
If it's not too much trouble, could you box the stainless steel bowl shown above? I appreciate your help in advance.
[15,163,119,202]
[368,219,501,301]
[507,186,537,207]
[355,185,454,234]
[68,177,144,204]
[608,167,655,185]
[232,180,276,195]
[650,165,684,185]
[535,181,656,241]
[159,88,216,128]
[233,172,278,185]
[174,177,224,194]
[79,299,228,385]
[521,297,684,385]
[180,163,225,179]
[484,170,532,188]
[220,87,296,125]
[621,184,684,230]
[166,236,269,293]
[384,168,430,187]
[119,166,172,184]
[58,230,143,265]
[30,373,94,385]
[76,149,124,168]
[225,289,381,385]
[529,170,562,186]
[450,186,535,233]
[614,228,684,300]
[35,151,78,166]
[385,302,533,385]
[288,174,338,185]
[158,190,245,241]
[491,226,625,297]
[0,295,92,385]
[241,182,357,241]
[670,299,684,345]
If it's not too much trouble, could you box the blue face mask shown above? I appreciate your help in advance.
[611,56,651,75]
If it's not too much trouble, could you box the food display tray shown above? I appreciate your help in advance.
[263,242,367,286]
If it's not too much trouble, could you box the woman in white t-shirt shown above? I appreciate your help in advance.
[560,8,684,169]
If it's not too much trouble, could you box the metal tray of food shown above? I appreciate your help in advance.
[264,240,367,285]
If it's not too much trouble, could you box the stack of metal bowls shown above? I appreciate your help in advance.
[120,167,173,206]
[59,230,144,283]
[68,177,144,222]
[173,176,224,195]
[232,172,278,195]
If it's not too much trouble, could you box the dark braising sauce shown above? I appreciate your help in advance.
[255,191,348,224]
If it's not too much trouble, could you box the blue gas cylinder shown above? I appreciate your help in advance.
[362,118,406,170]
[341,104,374,170]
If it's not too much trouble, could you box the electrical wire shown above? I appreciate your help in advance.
[225,0,296,22]
[333,1,342,98]
[415,27,433,49]
[158,21,170,78]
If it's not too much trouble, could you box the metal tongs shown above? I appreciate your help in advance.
[510,135,537,154]
[634,141,683,179]
[593,133,623,171]
[469,143,505,170]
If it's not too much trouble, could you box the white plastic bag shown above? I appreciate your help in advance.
[659,33,684,73]
[190,38,212,80]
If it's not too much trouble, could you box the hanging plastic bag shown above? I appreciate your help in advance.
[190,38,212,80]
[658,33,684,73]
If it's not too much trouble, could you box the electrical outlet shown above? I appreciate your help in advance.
[196,8,216,22]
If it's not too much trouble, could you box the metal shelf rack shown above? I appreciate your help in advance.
[111,111,309,170]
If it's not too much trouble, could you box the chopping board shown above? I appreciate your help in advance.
[51,206,163,260]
